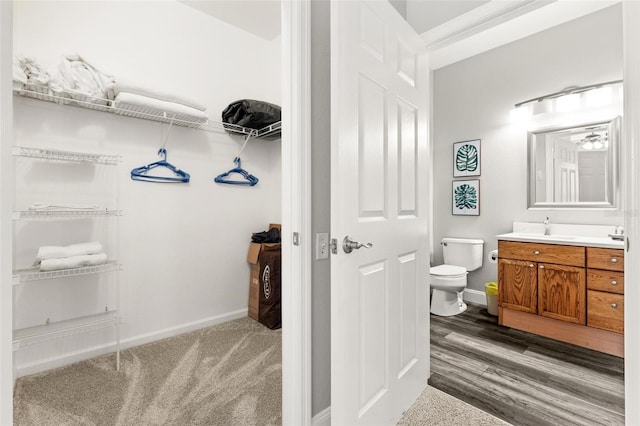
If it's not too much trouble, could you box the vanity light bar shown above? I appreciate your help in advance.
[514,80,623,108]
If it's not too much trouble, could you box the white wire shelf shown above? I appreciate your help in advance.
[13,310,120,350]
[13,146,121,165]
[13,261,120,284]
[13,209,120,220]
[14,85,282,138]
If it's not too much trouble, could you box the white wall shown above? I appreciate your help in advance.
[432,5,623,294]
[12,1,281,374]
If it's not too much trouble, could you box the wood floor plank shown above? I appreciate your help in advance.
[429,304,625,426]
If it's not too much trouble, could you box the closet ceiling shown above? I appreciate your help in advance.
[179,0,281,41]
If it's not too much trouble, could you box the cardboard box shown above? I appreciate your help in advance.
[247,224,281,322]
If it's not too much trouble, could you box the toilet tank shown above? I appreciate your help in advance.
[442,238,484,271]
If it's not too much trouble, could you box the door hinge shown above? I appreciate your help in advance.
[293,232,300,246]
[330,238,338,255]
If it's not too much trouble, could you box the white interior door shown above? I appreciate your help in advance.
[330,1,430,424]
[554,140,579,202]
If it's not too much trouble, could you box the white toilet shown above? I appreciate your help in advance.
[430,237,484,316]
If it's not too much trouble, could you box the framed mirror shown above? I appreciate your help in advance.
[528,116,621,209]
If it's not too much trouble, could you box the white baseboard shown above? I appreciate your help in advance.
[119,308,248,351]
[15,309,248,378]
[463,288,487,306]
[312,406,331,426]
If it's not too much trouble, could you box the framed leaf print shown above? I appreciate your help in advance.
[452,180,480,216]
[453,139,481,177]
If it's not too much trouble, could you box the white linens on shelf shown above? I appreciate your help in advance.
[112,92,209,126]
[37,253,108,272]
[13,56,50,86]
[49,54,115,105]
[113,77,207,112]
[36,241,104,261]
[30,202,100,211]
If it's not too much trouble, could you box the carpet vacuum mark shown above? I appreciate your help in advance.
[14,317,282,426]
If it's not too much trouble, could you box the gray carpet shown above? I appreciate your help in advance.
[399,385,511,425]
[14,315,508,426]
[13,317,282,426]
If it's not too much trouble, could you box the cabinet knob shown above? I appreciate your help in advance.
[611,257,618,263]
[529,264,534,268]
[534,250,540,255]
[611,303,618,309]
[539,265,545,269]
[611,280,618,286]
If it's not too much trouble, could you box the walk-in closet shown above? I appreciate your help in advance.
[9,1,283,423]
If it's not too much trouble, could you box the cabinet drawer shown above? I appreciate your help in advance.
[587,269,624,294]
[587,247,624,272]
[587,290,624,334]
[498,241,585,267]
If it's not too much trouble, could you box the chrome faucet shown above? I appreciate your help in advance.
[609,226,625,241]
[543,217,550,235]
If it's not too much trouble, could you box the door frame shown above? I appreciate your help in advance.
[0,1,14,424]
[281,0,313,425]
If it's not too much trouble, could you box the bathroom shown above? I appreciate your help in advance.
[430,4,623,298]
[427,3,628,424]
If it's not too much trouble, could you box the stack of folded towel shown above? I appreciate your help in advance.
[34,241,108,272]
[111,77,208,125]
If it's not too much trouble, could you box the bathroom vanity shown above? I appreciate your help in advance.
[496,226,624,357]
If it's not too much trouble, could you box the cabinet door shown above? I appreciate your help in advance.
[538,263,586,324]
[498,259,537,314]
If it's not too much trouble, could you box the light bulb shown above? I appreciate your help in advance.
[586,87,613,107]
[556,94,580,112]
[582,141,594,150]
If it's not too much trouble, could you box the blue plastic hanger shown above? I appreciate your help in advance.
[214,157,259,186]
[131,148,191,183]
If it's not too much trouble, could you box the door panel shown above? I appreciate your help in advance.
[358,75,388,219]
[398,252,418,376]
[331,1,429,424]
[397,99,418,216]
[538,263,586,324]
[498,258,538,314]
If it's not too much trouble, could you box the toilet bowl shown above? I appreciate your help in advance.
[430,238,484,317]
[430,264,468,316]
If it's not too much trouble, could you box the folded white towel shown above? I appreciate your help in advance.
[36,241,103,261]
[114,77,207,112]
[37,253,108,272]
[30,202,100,211]
[113,92,208,124]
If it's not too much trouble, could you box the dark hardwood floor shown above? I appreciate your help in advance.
[429,304,624,426]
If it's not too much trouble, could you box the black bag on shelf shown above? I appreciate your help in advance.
[221,99,281,132]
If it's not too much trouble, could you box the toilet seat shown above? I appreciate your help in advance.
[430,264,467,278]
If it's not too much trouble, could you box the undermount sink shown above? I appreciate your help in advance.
[539,234,576,241]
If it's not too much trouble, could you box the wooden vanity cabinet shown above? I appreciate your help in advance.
[498,241,586,323]
[587,247,625,334]
[498,240,624,357]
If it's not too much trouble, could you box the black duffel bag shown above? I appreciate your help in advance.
[222,99,281,133]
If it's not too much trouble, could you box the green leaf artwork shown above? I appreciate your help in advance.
[455,144,478,172]
[454,184,477,210]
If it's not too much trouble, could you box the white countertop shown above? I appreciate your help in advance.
[496,232,624,249]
